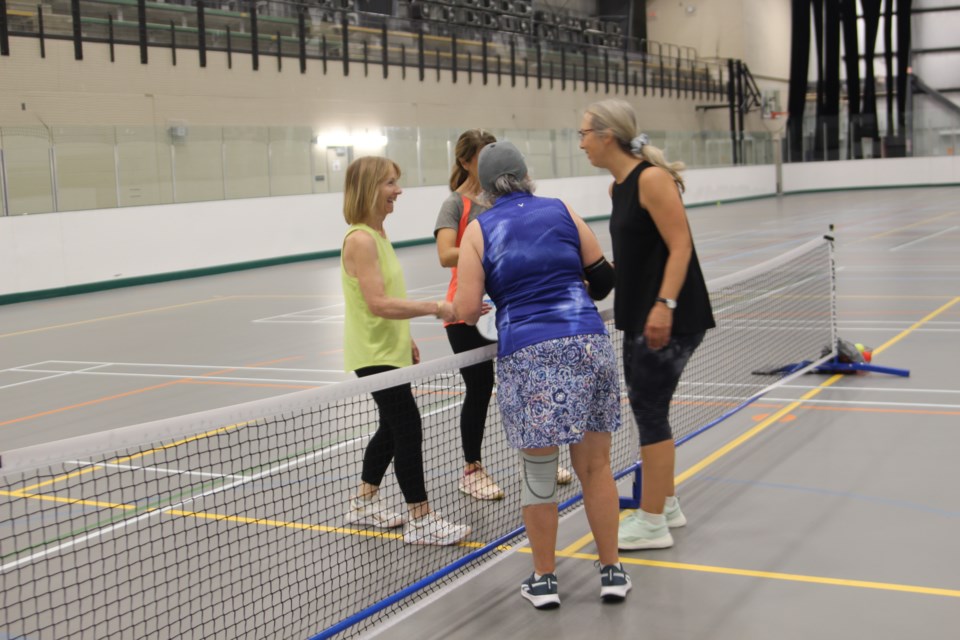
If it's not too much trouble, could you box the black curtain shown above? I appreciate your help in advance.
[841,0,861,158]
[787,0,812,162]
[811,0,825,160]
[896,0,913,133]
[824,0,841,159]
[884,0,894,136]
[861,0,882,155]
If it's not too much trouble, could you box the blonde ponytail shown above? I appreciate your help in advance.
[586,98,686,192]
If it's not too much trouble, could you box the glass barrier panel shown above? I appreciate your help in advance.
[52,126,118,212]
[526,129,555,180]
[385,127,419,185]
[171,126,225,203]
[224,126,270,199]
[268,126,312,196]
[1,127,55,215]
[116,126,172,207]
[418,127,451,187]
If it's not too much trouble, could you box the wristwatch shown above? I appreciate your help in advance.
[656,296,678,310]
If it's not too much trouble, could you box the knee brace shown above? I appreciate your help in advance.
[520,451,560,506]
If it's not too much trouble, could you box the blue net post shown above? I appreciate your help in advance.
[617,461,642,509]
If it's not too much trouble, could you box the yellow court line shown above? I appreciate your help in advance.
[0,298,225,339]
[863,210,960,241]
[560,551,960,599]
[0,488,488,549]
[872,296,960,356]
[0,489,136,511]
[171,509,490,549]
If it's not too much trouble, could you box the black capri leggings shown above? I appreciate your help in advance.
[623,331,705,447]
[355,365,428,505]
[445,323,496,464]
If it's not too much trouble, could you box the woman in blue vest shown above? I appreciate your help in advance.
[452,142,630,609]
[579,99,715,551]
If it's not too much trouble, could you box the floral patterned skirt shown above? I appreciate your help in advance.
[496,334,621,450]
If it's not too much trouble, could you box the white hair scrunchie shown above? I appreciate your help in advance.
[630,133,650,154]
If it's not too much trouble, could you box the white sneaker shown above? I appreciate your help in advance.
[403,512,471,546]
[343,496,405,529]
[459,465,505,500]
[556,466,574,485]
[665,497,687,528]
[618,510,673,550]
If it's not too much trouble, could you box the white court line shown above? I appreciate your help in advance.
[10,360,349,375]
[0,371,77,392]
[8,369,344,386]
[674,393,960,410]
[889,226,959,252]
[780,384,960,395]
[838,320,960,326]
[67,461,252,481]
[0,363,113,392]
[1,360,350,390]
[679,381,960,395]
[1,394,466,574]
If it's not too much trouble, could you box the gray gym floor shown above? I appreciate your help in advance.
[1,187,959,639]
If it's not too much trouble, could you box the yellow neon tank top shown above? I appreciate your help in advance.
[341,224,412,372]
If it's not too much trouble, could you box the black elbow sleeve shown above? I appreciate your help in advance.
[584,257,615,300]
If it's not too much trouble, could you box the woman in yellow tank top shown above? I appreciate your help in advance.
[340,156,471,546]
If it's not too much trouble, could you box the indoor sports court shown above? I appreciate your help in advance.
[3,0,960,638]
[2,187,959,639]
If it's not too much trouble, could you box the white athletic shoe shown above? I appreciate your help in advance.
[665,496,687,528]
[343,495,405,529]
[403,512,471,546]
[618,510,673,550]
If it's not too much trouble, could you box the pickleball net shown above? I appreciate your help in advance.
[1,236,835,640]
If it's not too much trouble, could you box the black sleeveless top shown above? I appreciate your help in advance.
[609,162,715,335]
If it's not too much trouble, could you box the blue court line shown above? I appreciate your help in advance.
[697,475,960,518]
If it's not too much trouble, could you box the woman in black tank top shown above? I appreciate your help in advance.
[579,99,715,552]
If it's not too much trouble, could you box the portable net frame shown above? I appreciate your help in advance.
[1,236,836,640]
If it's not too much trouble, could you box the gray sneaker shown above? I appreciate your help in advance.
[599,563,632,602]
[520,572,560,609]
[402,512,471,546]
[618,510,673,550]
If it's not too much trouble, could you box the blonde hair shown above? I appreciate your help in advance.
[449,129,497,191]
[585,99,686,192]
[343,156,401,225]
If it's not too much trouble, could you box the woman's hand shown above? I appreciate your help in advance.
[411,338,421,365]
[644,305,673,350]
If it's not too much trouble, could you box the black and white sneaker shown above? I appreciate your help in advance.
[520,572,561,610]
[599,563,632,602]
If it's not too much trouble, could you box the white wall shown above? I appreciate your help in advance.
[8,156,956,298]
[782,156,960,192]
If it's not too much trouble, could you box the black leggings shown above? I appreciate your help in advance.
[445,323,496,464]
[623,331,705,447]
[355,366,428,505]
